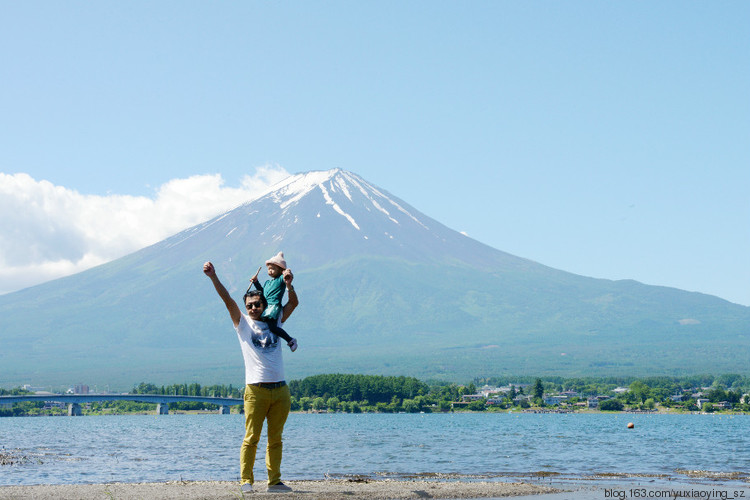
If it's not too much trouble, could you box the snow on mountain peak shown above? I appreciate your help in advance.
[257,169,429,233]
[273,169,342,209]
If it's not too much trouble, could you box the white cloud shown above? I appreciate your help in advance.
[0,166,290,295]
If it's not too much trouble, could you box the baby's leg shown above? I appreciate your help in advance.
[265,319,293,343]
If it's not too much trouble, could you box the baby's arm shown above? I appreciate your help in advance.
[250,266,264,292]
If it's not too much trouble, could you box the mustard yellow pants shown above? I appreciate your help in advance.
[240,383,291,486]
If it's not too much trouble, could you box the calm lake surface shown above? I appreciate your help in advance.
[1,413,748,486]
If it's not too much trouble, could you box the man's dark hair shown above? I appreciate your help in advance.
[243,290,267,309]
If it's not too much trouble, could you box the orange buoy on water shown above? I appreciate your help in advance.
[627,422,635,429]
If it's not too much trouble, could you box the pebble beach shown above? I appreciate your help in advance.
[0,479,560,500]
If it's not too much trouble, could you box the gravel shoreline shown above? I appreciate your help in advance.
[0,479,560,499]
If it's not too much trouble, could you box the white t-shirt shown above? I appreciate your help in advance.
[234,313,285,384]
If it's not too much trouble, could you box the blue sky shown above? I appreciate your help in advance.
[1,1,748,305]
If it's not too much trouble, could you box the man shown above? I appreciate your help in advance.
[203,260,298,494]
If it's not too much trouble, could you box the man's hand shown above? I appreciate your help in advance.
[203,260,241,327]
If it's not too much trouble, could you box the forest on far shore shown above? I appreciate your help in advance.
[2,373,749,416]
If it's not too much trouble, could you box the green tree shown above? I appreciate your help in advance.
[599,399,624,411]
[533,379,544,400]
[387,395,402,413]
[467,399,486,411]
[326,397,340,412]
[458,383,477,396]
[706,387,727,403]
[726,390,741,404]
[133,382,159,394]
[629,381,651,403]
[289,397,301,411]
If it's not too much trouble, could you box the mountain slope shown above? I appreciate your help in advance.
[1,169,748,389]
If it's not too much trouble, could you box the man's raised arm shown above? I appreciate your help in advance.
[203,261,242,327]
[281,269,298,323]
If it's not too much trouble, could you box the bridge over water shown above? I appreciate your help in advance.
[0,394,243,416]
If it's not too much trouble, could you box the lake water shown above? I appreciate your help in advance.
[1,412,748,487]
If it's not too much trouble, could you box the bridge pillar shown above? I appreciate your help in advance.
[156,403,169,415]
[220,405,230,414]
[68,403,82,416]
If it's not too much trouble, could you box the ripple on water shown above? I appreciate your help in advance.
[1,413,749,486]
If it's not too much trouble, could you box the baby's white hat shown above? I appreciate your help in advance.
[265,251,287,270]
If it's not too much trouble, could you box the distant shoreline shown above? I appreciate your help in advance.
[3,408,749,417]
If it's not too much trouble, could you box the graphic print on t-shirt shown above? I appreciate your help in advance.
[251,327,278,350]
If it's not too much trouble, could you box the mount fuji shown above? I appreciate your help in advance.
[1,169,748,389]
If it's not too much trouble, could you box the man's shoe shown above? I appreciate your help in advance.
[240,483,253,494]
[267,482,293,493]
[288,338,298,352]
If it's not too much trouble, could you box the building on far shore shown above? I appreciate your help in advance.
[72,384,90,395]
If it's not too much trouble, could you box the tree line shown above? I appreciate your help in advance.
[130,382,242,398]
[129,382,242,411]
[286,373,750,413]
[3,373,749,416]
[475,374,750,399]
[288,374,429,404]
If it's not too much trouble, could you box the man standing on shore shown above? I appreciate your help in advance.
[203,261,299,494]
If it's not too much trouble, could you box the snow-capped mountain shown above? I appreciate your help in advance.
[1,169,748,389]
[162,168,526,271]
